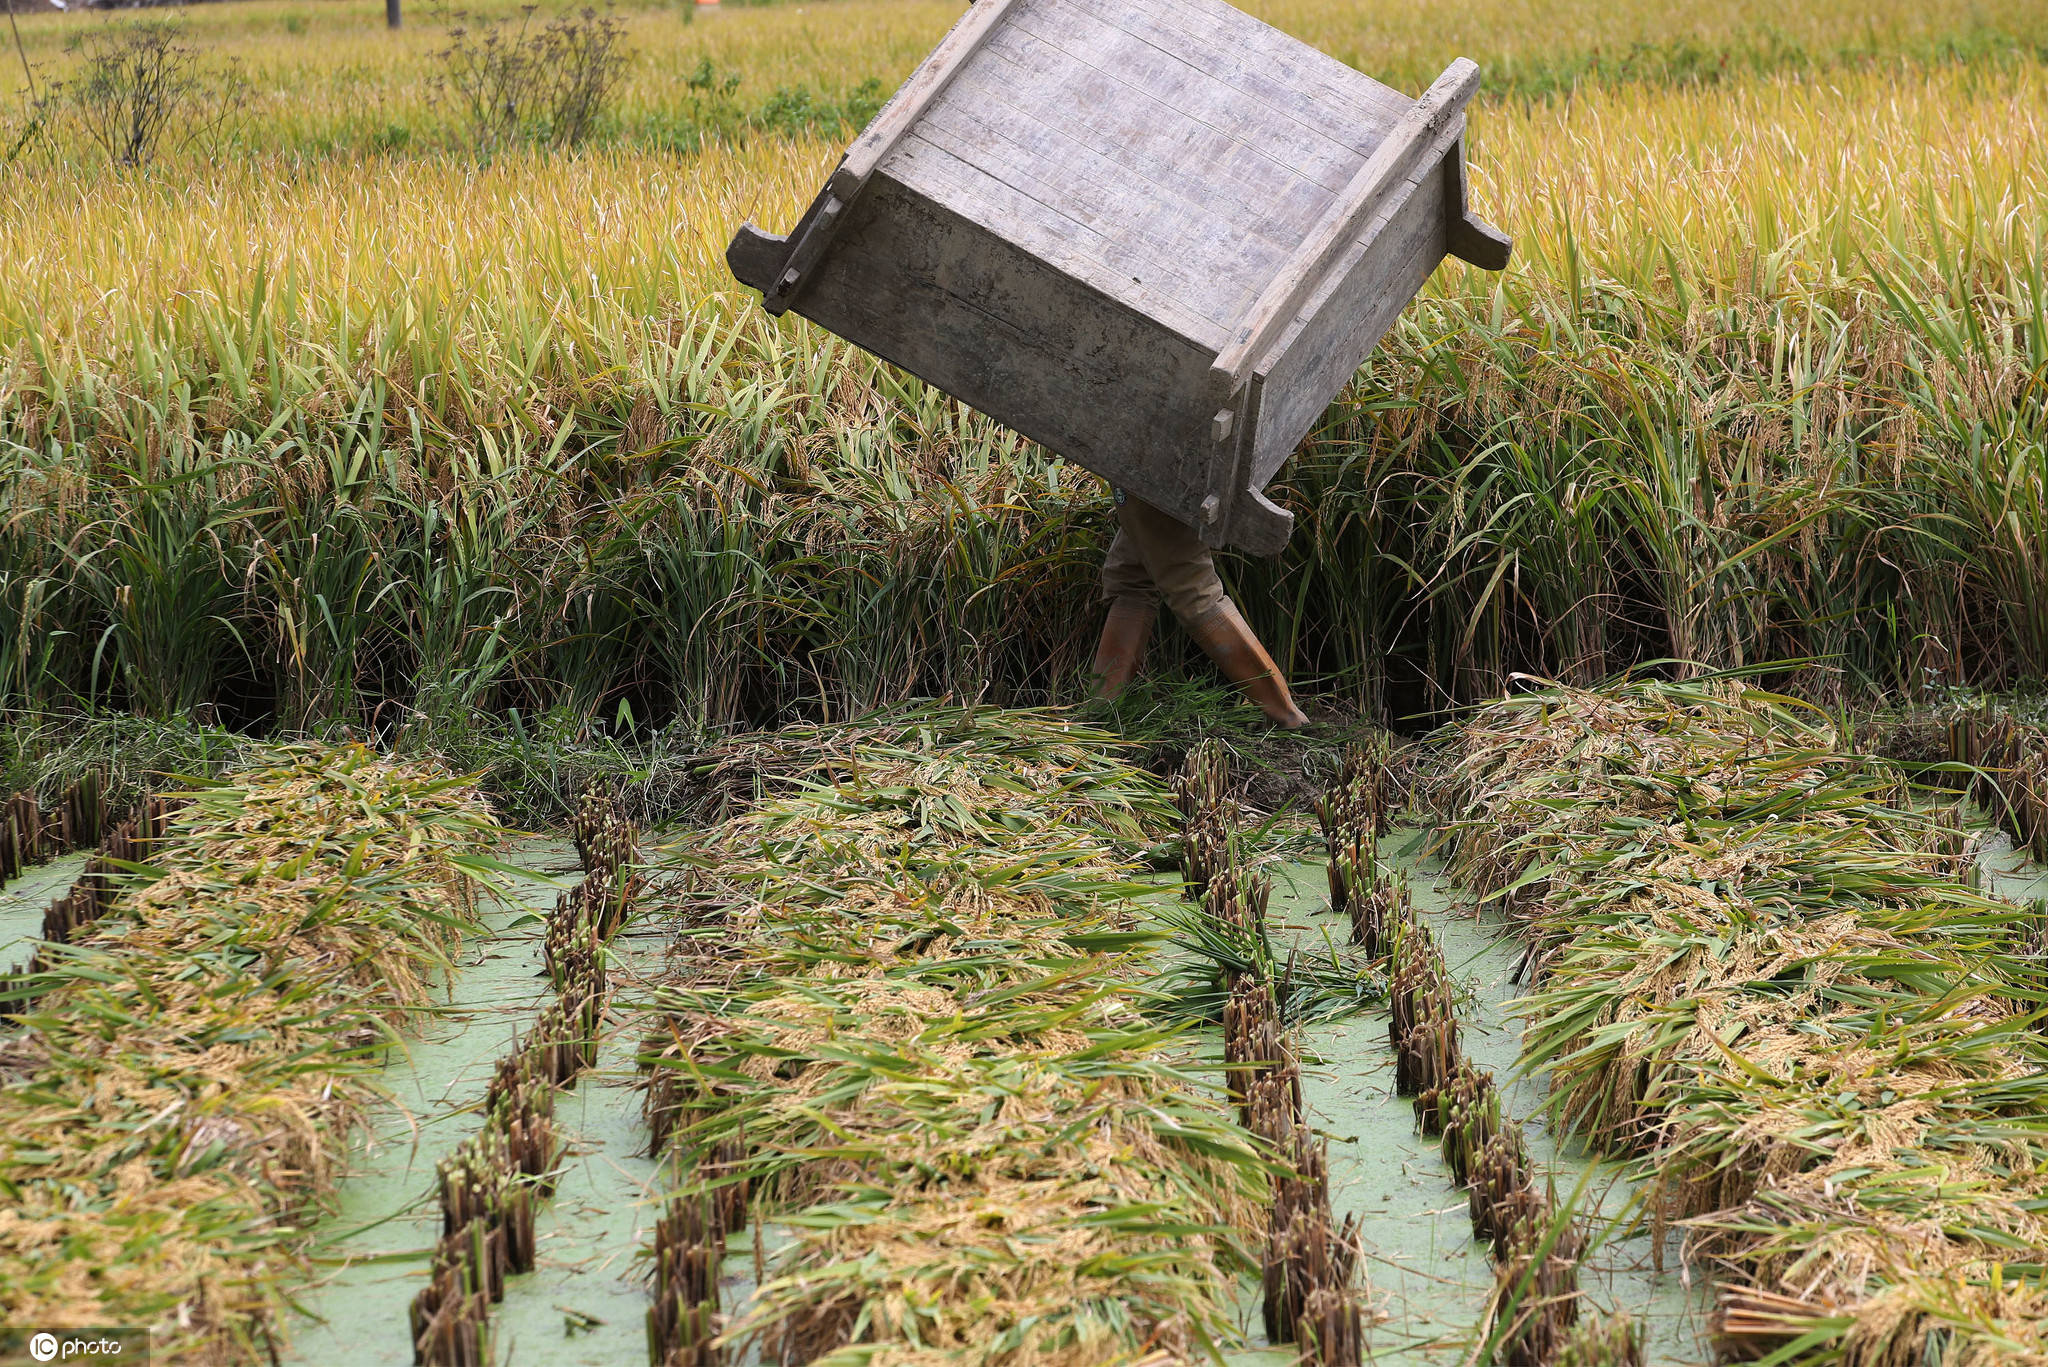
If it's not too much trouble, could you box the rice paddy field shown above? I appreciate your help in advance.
[0,0,2045,735]
[5,0,2048,1362]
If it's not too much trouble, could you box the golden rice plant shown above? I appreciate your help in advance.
[3,0,2046,722]
[5,60,2041,422]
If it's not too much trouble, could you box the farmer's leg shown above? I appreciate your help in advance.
[1098,516,1160,609]
[1114,495,1307,729]
[1111,495,1225,621]
[1091,493,1158,699]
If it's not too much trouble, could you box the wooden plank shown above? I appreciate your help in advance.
[1099,0,1407,153]
[1215,460,1294,554]
[1192,362,1261,547]
[732,163,856,310]
[727,222,783,294]
[1208,58,1479,399]
[760,188,853,314]
[972,18,1323,209]
[928,36,1334,269]
[1001,0,1363,193]
[1246,153,1452,489]
[1204,105,1467,543]
[785,176,1222,529]
[886,135,1234,351]
[915,68,1296,334]
[901,119,1260,347]
[757,0,1022,312]
[839,0,1024,186]
[1442,139,1513,269]
[1450,211,1513,271]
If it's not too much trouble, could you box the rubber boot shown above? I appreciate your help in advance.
[1184,598,1309,729]
[1090,596,1155,700]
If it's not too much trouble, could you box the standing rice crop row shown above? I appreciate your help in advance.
[633,707,1271,1364]
[1948,701,2048,863]
[0,771,110,883]
[1433,679,2048,1367]
[4,59,2045,727]
[411,784,640,1365]
[1180,742,1369,1365]
[1313,749,1635,1366]
[0,746,499,1361]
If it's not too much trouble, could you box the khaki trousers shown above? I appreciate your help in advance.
[1099,492,1227,623]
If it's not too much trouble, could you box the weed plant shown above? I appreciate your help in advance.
[434,3,631,154]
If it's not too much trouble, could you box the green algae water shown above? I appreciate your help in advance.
[1222,833,1711,1367]
[285,828,1709,1367]
[284,838,606,1363]
[285,837,708,1366]
[1977,824,2048,904]
[0,852,89,971]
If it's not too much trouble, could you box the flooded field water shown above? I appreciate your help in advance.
[251,807,2046,1365]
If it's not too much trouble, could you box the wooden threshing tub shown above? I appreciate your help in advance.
[728,0,1510,553]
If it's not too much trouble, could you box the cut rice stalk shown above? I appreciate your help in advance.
[412,782,641,1365]
[637,707,1299,1364]
[0,772,111,884]
[1437,679,2048,1367]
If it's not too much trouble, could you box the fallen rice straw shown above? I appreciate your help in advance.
[0,745,496,1360]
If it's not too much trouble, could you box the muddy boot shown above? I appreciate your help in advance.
[1184,598,1309,729]
[1090,596,1155,700]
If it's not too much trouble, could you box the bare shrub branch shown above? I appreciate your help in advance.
[61,16,248,169]
[435,3,630,155]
